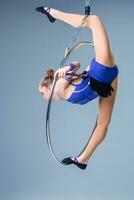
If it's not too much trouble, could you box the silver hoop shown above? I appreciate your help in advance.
[46,41,94,165]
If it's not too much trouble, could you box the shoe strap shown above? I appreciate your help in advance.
[74,157,78,163]
[46,7,51,13]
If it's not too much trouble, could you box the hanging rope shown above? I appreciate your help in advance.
[66,15,89,51]
[66,1,91,51]
[85,0,91,15]
[85,0,91,7]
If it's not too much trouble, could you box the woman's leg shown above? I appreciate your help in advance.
[48,8,115,66]
[77,77,118,164]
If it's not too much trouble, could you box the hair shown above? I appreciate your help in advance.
[39,69,55,88]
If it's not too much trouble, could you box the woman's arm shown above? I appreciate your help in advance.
[55,61,80,79]
[53,62,80,99]
[54,62,80,93]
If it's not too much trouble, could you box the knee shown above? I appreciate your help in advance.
[86,15,100,28]
[97,117,111,130]
[97,120,110,142]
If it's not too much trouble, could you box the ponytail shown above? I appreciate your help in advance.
[39,69,54,88]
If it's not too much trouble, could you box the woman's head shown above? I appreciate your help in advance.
[39,69,54,101]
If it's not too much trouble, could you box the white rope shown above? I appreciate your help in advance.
[85,0,91,7]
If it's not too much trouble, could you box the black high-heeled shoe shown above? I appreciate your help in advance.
[35,6,56,23]
[62,157,87,170]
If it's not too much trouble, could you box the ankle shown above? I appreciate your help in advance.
[77,156,88,164]
[48,8,58,18]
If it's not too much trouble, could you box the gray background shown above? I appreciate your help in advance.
[0,0,134,199]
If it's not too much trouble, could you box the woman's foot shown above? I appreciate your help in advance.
[62,157,87,170]
[35,6,56,23]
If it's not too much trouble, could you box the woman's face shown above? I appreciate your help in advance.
[39,86,51,101]
[39,85,61,101]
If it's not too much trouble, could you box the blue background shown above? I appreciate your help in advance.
[0,0,134,199]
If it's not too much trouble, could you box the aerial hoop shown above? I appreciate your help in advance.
[46,41,94,166]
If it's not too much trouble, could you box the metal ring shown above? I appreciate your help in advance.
[46,41,94,165]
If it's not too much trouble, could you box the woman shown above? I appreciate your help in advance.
[36,6,119,170]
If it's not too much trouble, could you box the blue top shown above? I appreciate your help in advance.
[67,71,98,105]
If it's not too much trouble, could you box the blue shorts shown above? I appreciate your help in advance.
[89,58,119,84]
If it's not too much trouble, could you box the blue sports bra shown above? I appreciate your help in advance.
[66,72,98,105]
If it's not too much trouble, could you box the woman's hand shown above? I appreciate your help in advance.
[54,62,80,80]
[54,65,71,79]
